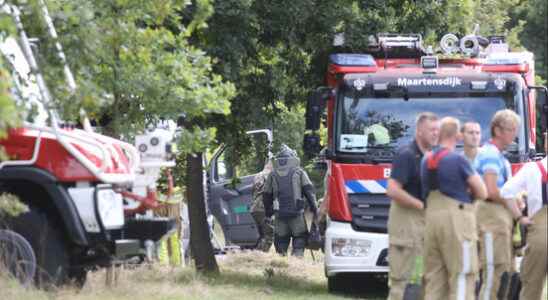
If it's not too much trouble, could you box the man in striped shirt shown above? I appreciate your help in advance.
[475,109,520,300]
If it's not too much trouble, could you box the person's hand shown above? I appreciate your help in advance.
[264,216,273,226]
[518,216,532,226]
[415,200,425,210]
[516,192,527,210]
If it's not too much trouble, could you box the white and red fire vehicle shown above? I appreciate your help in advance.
[0,2,175,286]
[304,33,547,291]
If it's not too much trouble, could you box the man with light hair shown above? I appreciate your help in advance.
[461,121,482,164]
[476,109,521,300]
[422,117,487,299]
[386,112,440,299]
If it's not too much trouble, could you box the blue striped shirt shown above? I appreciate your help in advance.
[475,142,511,187]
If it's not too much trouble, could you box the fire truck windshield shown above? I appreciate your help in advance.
[337,93,513,155]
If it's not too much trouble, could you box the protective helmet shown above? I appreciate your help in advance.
[276,144,297,159]
[273,144,299,175]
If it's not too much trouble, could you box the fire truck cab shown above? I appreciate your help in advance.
[305,33,547,292]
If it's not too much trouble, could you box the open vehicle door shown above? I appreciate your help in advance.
[206,129,273,248]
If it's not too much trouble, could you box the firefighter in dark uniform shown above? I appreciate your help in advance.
[386,112,440,300]
[421,117,487,300]
[263,145,318,257]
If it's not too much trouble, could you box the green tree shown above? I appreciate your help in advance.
[0,9,20,159]
[517,0,547,81]
[190,0,479,166]
[12,0,235,274]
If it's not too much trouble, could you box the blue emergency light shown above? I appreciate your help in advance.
[329,54,377,67]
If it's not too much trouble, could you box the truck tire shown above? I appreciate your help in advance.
[4,206,77,288]
[327,275,347,293]
[0,229,36,285]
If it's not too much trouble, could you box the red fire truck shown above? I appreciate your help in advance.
[0,2,174,286]
[304,33,547,292]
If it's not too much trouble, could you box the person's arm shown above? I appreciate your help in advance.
[458,155,487,200]
[262,174,274,218]
[467,174,487,200]
[386,149,424,210]
[501,164,533,224]
[300,170,318,215]
[482,171,508,204]
[386,178,424,210]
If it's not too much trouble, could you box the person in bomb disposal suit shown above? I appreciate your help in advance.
[263,145,318,257]
[421,117,487,300]
[386,112,440,300]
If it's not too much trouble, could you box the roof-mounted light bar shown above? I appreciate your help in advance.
[377,33,423,49]
[421,55,438,72]
[329,53,376,67]
[484,52,533,65]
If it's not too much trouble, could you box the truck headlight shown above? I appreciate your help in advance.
[332,238,371,257]
[96,189,124,230]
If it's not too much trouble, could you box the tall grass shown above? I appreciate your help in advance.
[4,248,544,300]
[0,250,385,300]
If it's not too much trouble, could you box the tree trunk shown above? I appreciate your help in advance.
[186,152,219,274]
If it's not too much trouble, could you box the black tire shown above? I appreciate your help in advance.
[4,206,74,288]
[328,273,389,297]
[327,274,347,293]
[0,229,37,285]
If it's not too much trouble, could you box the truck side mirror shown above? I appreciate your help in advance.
[530,86,548,154]
[176,113,187,127]
[303,133,321,159]
[538,88,548,132]
[305,88,330,131]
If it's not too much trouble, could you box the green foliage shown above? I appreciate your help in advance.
[15,0,234,154]
[0,193,28,218]
[0,56,19,140]
[194,0,538,170]
[517,0,547,80]
[0,14,20,158]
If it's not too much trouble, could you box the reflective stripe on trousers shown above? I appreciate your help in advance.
[482,233,494,300]
[457,240,471,300]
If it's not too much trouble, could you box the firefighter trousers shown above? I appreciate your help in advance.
[519,206,547,300]
[476,200,514,300]
[424,191,479,300]
[387,202,425,300]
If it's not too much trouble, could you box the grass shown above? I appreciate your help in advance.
[0,250,387,300]
[2,249,546,300]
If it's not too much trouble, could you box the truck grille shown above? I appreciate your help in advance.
[348,193,390,233]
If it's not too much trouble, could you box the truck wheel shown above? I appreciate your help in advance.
[5,206,73,288]
[0,229,37,285]
[327,275,347,293]
[68,266,88,288]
